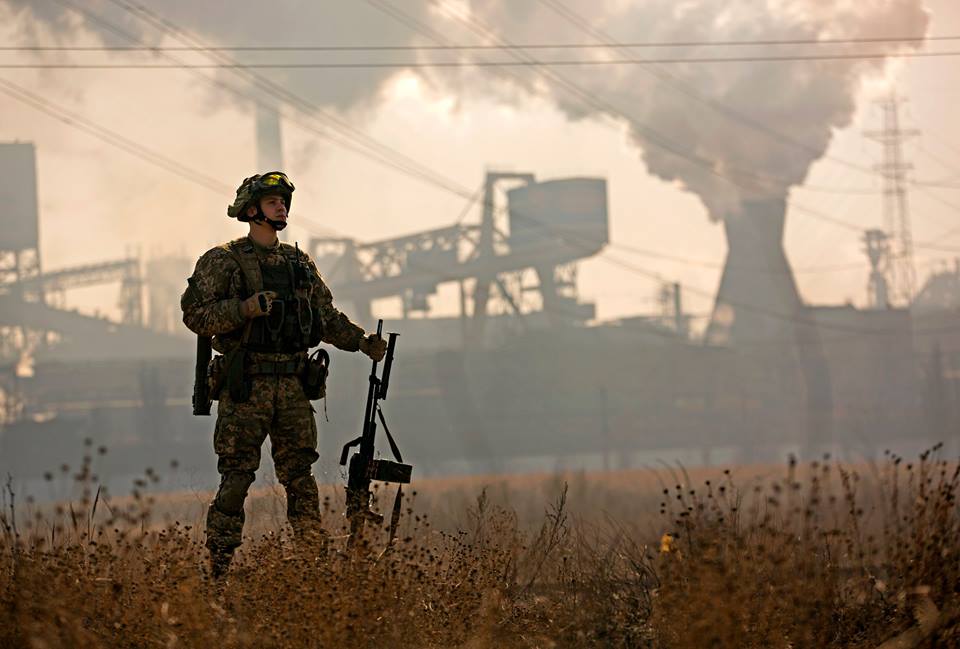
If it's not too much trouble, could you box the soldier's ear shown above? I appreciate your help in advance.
[246,204,258,219]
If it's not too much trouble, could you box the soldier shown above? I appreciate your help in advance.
[180,171,387,577]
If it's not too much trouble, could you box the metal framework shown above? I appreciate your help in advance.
[1,258,143,326]
[865,95,918,306]
[308,172,605,343]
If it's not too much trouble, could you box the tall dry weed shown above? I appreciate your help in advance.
[0,444,957,648]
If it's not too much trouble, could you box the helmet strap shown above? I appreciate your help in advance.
[251,205,287,232]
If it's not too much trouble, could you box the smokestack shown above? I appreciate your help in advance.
[255,105,283,173]
[255,105,286,241]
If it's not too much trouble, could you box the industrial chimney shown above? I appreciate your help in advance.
[255,106,287,242]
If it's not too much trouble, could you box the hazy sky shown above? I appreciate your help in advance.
[1,0,959,325]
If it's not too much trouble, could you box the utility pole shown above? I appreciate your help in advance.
[864,94,919,306]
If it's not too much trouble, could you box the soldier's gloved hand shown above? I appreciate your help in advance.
[241,291,278,318]
[359,333,387,361]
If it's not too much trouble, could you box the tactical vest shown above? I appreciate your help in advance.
[223,238,323,353]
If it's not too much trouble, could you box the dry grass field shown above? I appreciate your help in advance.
[1,445,958,648]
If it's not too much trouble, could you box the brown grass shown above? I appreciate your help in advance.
[1,445,958,648]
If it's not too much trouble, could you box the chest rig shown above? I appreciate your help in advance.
[224,238,322,353]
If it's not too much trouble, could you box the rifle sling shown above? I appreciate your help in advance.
[376,404,403,463]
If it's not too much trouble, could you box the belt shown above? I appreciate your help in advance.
[246,359,304,376]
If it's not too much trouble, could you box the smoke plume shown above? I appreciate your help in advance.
[1,0,433,113]
[448,0,930,220]
[5,0,930,220]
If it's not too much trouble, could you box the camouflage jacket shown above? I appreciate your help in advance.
[181,236,365,354]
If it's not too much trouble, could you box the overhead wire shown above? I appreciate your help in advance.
[384,0,960,332]
[6,34,960,51]
[361,0,960,334]
[13,2,953,196]
[536,0,914,190]
[101,0,556,247]
[4,50,959,68]
[19,0,960,213]
[534,0,960,257]
[0,77,232,195]
[0,76,340,238]
[5,68,957,339]
[107,0,789,271]
[404,0,957,249]
[48,0,481,214]
[0,71,890,338]
[365,0,821,216]
[536,0,960,258]
[11,1,960,337]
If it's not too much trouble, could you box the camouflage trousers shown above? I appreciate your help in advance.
[206,371,322,554]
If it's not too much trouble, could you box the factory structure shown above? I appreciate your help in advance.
[2,103,959,489]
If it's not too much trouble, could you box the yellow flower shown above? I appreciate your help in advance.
[660,533,674,554]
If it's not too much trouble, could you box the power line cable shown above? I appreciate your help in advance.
[368,0,803,200]
[7,34,959,51]
[19,1,960,332]
[589,246,960,337]
[103,0,519,203]
[536,0,908,188]
[436,0,952,251]
[9,71,957,339]
[5,50,959,67]
[110,0,809,273]
[0,78,232,194]
[46,0,487,212]
[42,0,603,266]
[415,0,951,240]
[359,1,960,277]
[537,0,960,241]
[608,242,952,274]
[0,76,340,238]
[918,142,960,175]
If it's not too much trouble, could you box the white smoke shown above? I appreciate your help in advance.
[5,0,931,221]
[1,0,433,113]
[441,0,931,220]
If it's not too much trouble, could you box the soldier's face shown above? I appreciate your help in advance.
[258,194,288,222]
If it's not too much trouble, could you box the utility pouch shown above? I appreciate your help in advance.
[223,319,254,403]
[224,348,250,403]
[301,348,330,400]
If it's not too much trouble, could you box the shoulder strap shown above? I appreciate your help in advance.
[223,238,263,295]
[217,239,256,349]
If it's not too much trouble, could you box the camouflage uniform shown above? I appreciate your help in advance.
[181,235,365,561]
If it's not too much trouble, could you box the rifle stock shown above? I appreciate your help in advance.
[192,335,213,416]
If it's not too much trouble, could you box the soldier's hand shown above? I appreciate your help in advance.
[359,333,387,362]
[241,291,278,318]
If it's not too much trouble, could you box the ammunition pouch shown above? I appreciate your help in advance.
[224,348,250,403]
[301,348,330,400]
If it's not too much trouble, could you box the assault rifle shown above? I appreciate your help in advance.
[192,335,213,416]
[339,320,411,549]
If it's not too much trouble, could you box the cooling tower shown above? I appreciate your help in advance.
[706,198,834,448]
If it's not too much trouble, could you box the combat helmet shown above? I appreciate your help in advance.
[227,171,295,222]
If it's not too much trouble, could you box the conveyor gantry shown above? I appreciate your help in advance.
[308,172,609,337]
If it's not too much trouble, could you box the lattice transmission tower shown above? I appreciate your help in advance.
[864,94,919,306]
